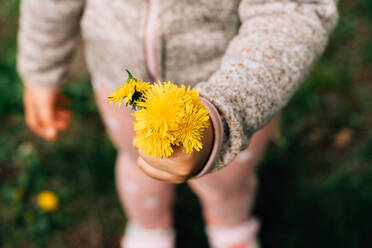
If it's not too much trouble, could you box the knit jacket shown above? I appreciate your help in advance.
[17,0,339,175]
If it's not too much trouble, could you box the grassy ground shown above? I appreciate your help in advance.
[1,1,372,247]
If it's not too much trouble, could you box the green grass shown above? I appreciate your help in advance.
[1,0,372,247]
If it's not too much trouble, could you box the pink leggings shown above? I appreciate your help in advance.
[94,83,278,229]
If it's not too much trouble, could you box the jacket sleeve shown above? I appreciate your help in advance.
[194,0,339,174]
[17,0,85,89]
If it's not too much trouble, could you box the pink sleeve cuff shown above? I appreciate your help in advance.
[193,97,224,178]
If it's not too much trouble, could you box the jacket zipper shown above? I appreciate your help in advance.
[144,0,160,82]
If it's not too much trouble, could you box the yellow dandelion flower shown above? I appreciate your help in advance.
[180,84,204,109]
[37,191,59,212]
[174,106,210,153]
[108,78,151,107]
[109,71,210,158]
[133,108,177,158]
[132,81,210,157]
[135,81,185,137]
[107,83,132,106]
[134,130,174,158]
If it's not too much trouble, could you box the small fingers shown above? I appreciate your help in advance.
[55,109,72,120]
[55,110,71,131]
[55,109,71,130]
[24,104,55,140]
[23,86,71,141]
[25,103,44,137]
[29,121,57,141]
[35,100,57,140]
[137,157,187,184]
[24,101,38,131]
[28,108,70,141]
[138,148,196,178]
[54,119,69,132]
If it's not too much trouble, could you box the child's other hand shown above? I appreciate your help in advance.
[136,119,214,184]
[24,85,72,141]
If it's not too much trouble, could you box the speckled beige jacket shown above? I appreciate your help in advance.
[17,0,339,175]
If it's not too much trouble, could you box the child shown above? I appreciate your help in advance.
[18,0,338,247]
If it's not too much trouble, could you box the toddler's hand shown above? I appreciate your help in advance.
[24,85,72,141]
[136,119,214,184]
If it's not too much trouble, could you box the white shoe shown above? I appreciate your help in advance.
[206,218,260,248]
[121,222,175,248]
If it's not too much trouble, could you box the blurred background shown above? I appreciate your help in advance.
[1,0,371,247]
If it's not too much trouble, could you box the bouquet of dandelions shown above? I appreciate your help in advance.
[108,70,210,158]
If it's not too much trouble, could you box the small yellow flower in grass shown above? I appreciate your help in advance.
[37,191,59,212]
